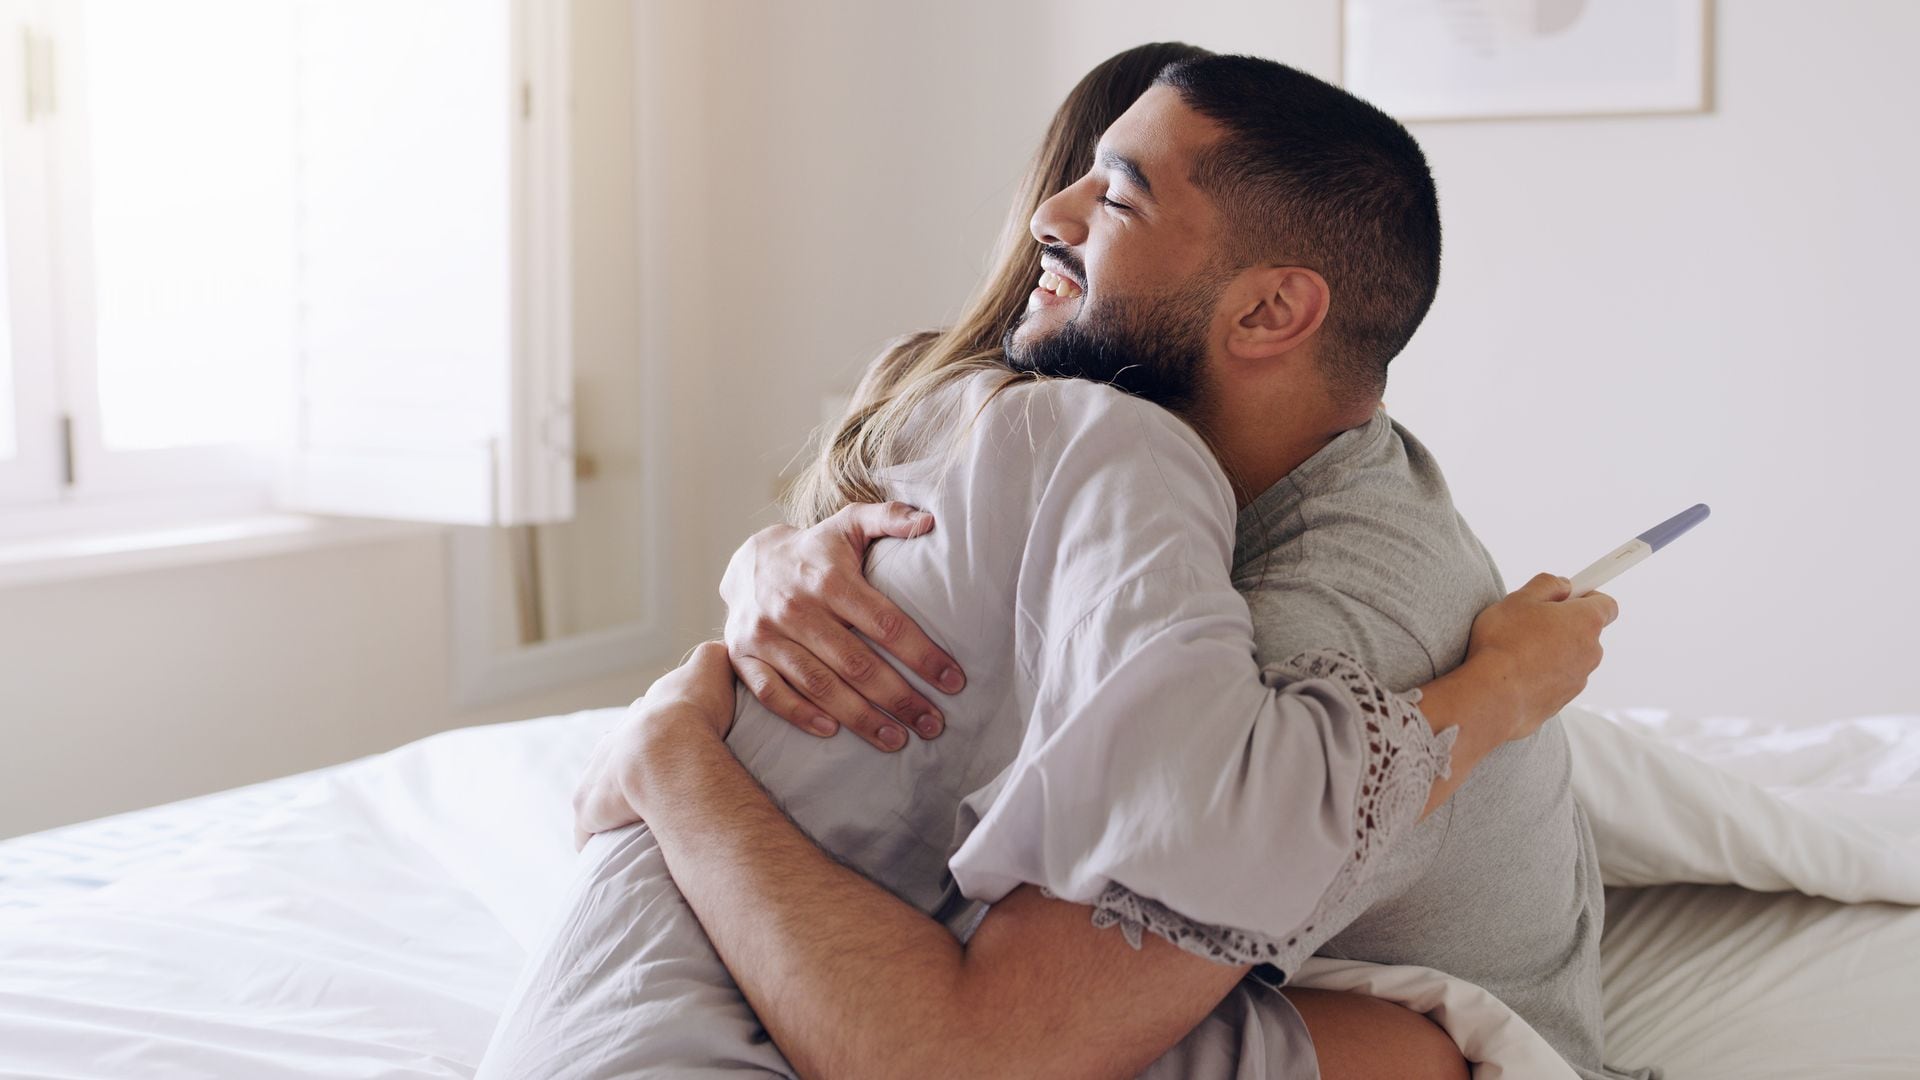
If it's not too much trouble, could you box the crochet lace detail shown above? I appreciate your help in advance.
[1078,649,1455,974]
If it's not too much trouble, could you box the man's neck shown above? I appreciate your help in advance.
[1190,388,1379,511]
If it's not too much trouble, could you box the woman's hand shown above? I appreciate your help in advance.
[1412,573,1616,818]
[571,642,738,849]
[1460,572,1618,743]
[720,502,966,752]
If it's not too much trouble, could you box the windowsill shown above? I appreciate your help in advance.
[0,513,442,589]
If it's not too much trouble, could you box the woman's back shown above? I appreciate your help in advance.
[479,370,1427,1079]
[721,371,1239,924]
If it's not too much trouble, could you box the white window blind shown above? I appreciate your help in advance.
[0,4,59,509]
[0,152,17,463]
[0,0,574,527]
[82,0,295,455]
[277,0,574,526]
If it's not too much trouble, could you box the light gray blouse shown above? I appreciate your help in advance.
[477,372,1452,1079]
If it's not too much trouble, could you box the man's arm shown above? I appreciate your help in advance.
[722,503,967,752]
[608,651,1514,1080]
[623,686,1246,1080]
[591,562,1612,1075]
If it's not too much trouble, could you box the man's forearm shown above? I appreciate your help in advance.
[626,720,986,1079]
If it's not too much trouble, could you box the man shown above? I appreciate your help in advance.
[502,55,1645,1079]
[713,56,1646,1080]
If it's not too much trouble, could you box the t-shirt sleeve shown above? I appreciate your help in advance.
[944,386,1456,966]
[1241,577,1439,688]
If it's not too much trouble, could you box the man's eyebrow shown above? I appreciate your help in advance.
[1097,149,1156,202]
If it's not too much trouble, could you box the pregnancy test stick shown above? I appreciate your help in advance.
[1568,503,1711,597]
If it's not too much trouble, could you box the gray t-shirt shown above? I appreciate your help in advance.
[1230,408,1651,1080]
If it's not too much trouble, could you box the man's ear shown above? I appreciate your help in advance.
[1224,266,1330,362]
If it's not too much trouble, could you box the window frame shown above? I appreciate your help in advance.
[0,3,64,509]
[2,1,289,523]
[43,0,279,509]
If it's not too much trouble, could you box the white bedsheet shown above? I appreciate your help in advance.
[0,711,606,1080]
[1571,707,1920,901]
[1,704,1916,1079]
[1569,706,1920,1078]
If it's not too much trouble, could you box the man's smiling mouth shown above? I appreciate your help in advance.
[1036,268,1083,299]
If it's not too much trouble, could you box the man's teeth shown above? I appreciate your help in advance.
[1038,270,1082,299]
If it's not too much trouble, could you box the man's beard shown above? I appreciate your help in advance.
[1003,276,1218,414]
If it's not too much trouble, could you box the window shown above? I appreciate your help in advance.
[0,0,574,529]
[81,0,294,455]
[0,172,19,462]
[0,9,57,510]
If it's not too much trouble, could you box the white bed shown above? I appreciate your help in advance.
[1,704,1915,1079]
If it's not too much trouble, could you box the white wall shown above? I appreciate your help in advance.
[0,532,655,837]
[1385,1,1920,717]
[661,0,1918,721]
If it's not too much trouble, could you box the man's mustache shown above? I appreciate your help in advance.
[1039,244,1087,289]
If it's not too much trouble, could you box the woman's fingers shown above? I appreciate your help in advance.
[1575,589,1620,627]
[1519,572,1574,602]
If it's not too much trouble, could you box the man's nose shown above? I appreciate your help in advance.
[1030,185,1088,249]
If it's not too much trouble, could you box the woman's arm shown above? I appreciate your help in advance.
[566,385,1610,1073]
[1413,570,1614,815]
[935,568,1607,953]
[718,508,1609,806]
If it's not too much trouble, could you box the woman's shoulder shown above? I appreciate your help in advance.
[934,372,1234,527]
[962,373,1218,470]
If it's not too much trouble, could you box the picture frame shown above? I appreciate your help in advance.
[1341,0,1712,123]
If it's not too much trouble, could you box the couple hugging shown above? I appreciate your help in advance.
[480,47,1652,1080]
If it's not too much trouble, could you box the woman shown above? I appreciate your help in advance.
[489,45,1613,1080]
[787,43,1214,533]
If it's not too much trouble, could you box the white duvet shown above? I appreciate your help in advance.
[1,704,1916,1079]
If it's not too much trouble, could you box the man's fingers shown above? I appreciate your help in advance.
[841,579,966,695]
[572,781,632,845]
[1520,572,1574,602]
[765,640,913,753]
[648,639,739,726]
[837,501,935,548]
[684,639,733,678]
[735,655,838,737]
[809,618,944,739]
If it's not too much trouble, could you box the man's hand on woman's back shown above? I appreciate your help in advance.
[720,501,967,752]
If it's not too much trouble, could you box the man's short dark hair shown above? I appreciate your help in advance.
[1156,55,1441,401]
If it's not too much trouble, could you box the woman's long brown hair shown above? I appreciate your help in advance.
[785,42,1213,526]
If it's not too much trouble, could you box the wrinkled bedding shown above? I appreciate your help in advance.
[0,704,1915,1078]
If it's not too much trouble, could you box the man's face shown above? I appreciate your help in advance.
[1005,84,1232,411]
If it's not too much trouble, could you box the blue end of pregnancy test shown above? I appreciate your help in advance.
[1636,503,1711,552]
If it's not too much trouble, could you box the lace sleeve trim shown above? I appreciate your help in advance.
[1072,648,1455,971]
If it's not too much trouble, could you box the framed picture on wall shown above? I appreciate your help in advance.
[1342,0,1711,122]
